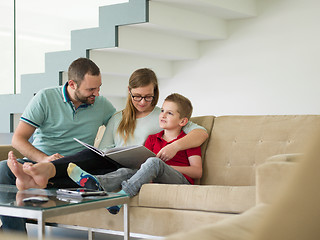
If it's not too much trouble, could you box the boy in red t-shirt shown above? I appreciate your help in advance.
[68,93,203,214]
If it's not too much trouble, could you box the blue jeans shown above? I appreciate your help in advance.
[96,168,137,192]
[97,157,190,197]
[0,159,27,233]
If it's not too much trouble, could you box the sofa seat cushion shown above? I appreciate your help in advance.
[138,184,256,214]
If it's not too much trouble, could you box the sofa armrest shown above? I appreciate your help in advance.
[0,145,23,161]
[256,153,303,205]
[163,203,269,240]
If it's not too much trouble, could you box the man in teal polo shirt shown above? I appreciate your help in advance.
[0,57,116,233]
[16,58,115,160]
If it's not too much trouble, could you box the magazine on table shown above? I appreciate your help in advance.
[73,138,155,169]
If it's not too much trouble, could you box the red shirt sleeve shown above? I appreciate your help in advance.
[186,146,202,158]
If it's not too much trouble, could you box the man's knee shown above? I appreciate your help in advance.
[0,160,10,175]
[0,160,15,184]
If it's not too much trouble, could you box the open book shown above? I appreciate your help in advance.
[73,138,155,169]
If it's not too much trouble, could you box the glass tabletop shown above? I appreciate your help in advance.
[0,184,127,211]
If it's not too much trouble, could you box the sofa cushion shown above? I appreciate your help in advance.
[138,183,255,213]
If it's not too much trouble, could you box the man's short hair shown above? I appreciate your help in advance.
[165,93,193,120]
[68,58,100,86]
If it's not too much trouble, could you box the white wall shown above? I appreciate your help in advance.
[159,0,320,117]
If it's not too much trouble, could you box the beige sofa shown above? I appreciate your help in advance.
[0,115,319,237]
[164,129,320,240]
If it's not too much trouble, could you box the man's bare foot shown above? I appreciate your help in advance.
[22,161,56,189]
[7,151,56,190]
[7,151,42,190]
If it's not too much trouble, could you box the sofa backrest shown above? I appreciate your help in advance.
[0,145,24,160]
[189,116,215,184]
[190,116,215,156]
[200,115,320,186]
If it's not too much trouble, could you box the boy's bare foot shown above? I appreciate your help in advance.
[7,151,56,190]
[7,151,41,190]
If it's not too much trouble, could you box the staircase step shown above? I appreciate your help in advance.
[115,25,199,60]
[152,0,256,19]
[71,27,117,51]
[99,0,147,28]
[89,49,173,79]
[20,73,49,95]
[145,1,227,40]
[44,50,86,74]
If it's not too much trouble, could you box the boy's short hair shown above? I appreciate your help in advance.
[165,93,193,120]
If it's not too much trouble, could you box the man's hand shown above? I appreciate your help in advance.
[43,153,64,162]
[156,143,180,162]
[12,121,63,162]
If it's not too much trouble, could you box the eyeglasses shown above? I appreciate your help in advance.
[129,90,154,102]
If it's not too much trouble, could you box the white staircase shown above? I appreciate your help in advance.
[0,0,257,133]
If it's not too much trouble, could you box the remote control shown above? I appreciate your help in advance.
[22,196,49,203]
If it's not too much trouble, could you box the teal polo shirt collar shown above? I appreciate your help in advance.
[62,82,70,103]
[61,82,91,110]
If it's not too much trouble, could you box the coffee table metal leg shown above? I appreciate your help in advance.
[123,203,129,240]
[88,228,95,240]
[38,215,45,240]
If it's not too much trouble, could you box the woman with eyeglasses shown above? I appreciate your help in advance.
[99,68,208,161]
[7,68,208,191]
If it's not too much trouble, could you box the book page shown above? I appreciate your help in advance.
[73,138,105,156]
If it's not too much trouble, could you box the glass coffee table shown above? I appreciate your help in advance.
[0,184,130,240]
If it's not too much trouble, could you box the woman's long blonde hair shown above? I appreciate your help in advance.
[117,68,159,143]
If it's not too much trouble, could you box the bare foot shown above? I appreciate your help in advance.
[7,151,56,190]
[7,151,42,190]
[22,161,56,189]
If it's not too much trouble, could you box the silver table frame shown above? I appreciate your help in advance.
[0,196,130,240]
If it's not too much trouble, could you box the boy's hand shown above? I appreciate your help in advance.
[156,143,179,162]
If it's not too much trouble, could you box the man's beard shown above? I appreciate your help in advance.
[74,90,95,105]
